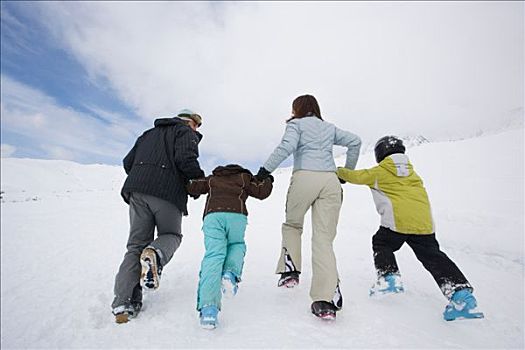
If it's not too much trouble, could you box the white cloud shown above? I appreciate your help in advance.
[0,75,144,163]
[20,2,525,163]
[1,144,16,158]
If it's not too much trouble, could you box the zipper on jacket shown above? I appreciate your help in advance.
[239,174,245,214]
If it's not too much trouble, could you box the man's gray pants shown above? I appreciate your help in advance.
[112,192,183,309]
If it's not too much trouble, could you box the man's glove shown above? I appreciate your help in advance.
[255,167,271,181]
[339,177,346,184]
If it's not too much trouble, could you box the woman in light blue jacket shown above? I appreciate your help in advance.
[256,94,361,320]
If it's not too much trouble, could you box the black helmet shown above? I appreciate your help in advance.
[374,136,406,163]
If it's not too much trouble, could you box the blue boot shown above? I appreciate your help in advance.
[199,305,219,329]
[221,271,239,298]
[369,273,404,296]
[443,289,484,321]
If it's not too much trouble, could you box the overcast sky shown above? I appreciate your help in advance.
[1,1,523,172]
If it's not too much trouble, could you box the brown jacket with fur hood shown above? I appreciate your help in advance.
[187,164,273,218]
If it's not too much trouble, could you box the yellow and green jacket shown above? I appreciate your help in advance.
[337,153,434,234]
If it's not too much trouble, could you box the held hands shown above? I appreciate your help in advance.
[336,167,346,184]
[255,167,272,182]
[187,178,202,199]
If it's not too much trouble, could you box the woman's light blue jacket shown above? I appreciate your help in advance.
[263,116,362,173]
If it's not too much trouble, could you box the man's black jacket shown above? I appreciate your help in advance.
[121,117,205,215]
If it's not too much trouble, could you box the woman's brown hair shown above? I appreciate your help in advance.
[287,94,323,122]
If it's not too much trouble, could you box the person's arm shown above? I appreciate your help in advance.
[123,136,142,174]
[336,167,376,186]
[173,128,205,180]
[187,177,210,196]
[262,121,301,173]
[245,174,273,200]
[334,127,362,170]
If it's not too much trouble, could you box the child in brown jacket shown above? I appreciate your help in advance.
[187,164,273,329]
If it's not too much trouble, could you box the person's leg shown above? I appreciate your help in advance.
[372,227,406,277]
[197,213,228,311]
[406,234,472,299]
[112,192,155,310]
[368,227,407,296]
[310,173,342,304]
[222,213,248,280]
[143,194,183,267]
[275,171,318,274]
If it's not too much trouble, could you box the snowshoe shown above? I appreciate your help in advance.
[221,271,239,298]
[199,305,219,329]
[278,271,300,288]
[443,289,484,321]
[140,248,162,291]
[113,302,142,324]
[369,273,404,297]
[311,301,337,321]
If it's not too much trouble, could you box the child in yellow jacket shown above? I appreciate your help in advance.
[337,136,484,321]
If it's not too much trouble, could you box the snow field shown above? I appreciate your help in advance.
[1,128,523,349]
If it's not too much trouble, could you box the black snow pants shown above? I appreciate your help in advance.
[372,226,472,299]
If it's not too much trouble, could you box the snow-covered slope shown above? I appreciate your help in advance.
[1,128,523,349]
[0,159,123,203]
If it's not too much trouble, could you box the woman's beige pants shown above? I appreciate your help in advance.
[276,170,342,302]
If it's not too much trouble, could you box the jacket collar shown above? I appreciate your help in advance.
[212,164,251,176]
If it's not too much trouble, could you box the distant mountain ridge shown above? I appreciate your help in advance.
[355,111,523,156]
[358,134,430,155]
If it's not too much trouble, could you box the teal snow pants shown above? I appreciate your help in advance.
[197,212,248,311]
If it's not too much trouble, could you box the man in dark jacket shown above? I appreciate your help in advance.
[112,109,205,323]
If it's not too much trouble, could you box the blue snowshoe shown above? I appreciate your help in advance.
[443,289,484,321]
[369,273,404,297]
[221,271,239,298]
[199,305,219,329]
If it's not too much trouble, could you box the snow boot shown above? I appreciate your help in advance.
[113,302,142,324]
[332,283,343,311]
[278,271,300,288]
[140,248,162,291]
[369,273,404,296]
[221,271,239,298]
[443,289,484,321]
[200,305,219,329]
[311,301,337,321]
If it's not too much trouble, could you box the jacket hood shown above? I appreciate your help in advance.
[379,153,413,177]
[154,117,203,141]
[212,164,252,176]
[154,117,187,127]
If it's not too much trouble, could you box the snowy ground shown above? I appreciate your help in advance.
[1,128,524,349]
